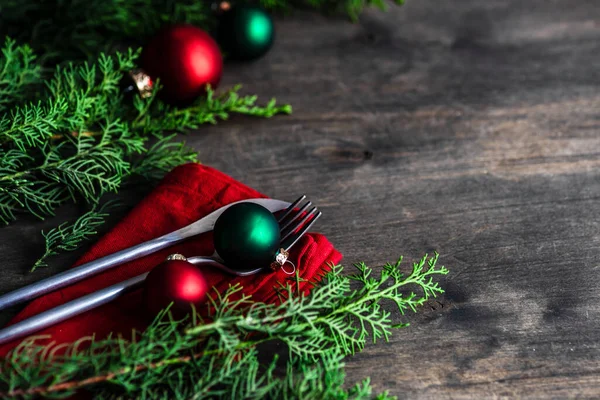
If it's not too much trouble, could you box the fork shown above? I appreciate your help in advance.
[0,198,321,345]
[192,196,321,276]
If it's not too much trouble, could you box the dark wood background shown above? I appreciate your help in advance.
[2,0,600,398]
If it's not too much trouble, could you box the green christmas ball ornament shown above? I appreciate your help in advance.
[216,4,275,61]
[213,202,281,271]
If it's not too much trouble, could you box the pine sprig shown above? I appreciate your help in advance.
[0,99,68,150]
[131,135,198,181]
[132,84,292,137]
[0,43,289,226]
[0,1,214,63]
[30,201,118,272]
[0,155,68,222]
[0,37,42,112]
[0,254,447,399]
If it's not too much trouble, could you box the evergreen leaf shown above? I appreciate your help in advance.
[0,254,445,399]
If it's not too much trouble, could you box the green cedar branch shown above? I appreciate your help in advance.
[0,43,290,225]
[30,200,119,272]
[0,37,42,112]
[131,84,292,137]
[0,1,214,63]
[130,135,198,181]
[0,253,447,399]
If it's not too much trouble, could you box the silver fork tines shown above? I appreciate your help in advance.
[276,195,306,224]
[278,196,320,251]
[282,206,318,243]
[282,208,321,250]
[187,196,322,276]
[279,199,312,231]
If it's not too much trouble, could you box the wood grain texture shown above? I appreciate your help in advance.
[2,0,600,398]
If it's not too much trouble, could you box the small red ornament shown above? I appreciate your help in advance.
[141,24,223,105]
[143,255,208,317]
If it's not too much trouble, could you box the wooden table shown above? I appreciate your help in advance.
[2,0,600,398]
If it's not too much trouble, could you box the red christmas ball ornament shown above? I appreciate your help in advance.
[143,255,209,317]
[141,24,223,105]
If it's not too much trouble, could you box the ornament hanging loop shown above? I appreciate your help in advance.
[270,248,295,275]
[280,261,296,276]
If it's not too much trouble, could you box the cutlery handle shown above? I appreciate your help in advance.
[0,234,179,312]
[0,258,230,345]
[0,199,289,312]
[0,273,148,346]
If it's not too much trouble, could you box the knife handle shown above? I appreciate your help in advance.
[0,233,179,312]
[0,273,148,345]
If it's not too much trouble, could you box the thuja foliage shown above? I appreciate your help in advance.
[30,201,119,272]
[0,40,289,226]
[0,254,448,399]
[0,40,42,112]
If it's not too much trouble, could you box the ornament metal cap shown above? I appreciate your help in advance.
[220,1,232,11]
[128,69,154,98]
[270,248,296,275]
[166,253,187,261]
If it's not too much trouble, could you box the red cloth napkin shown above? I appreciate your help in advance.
[0,164,342,355]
